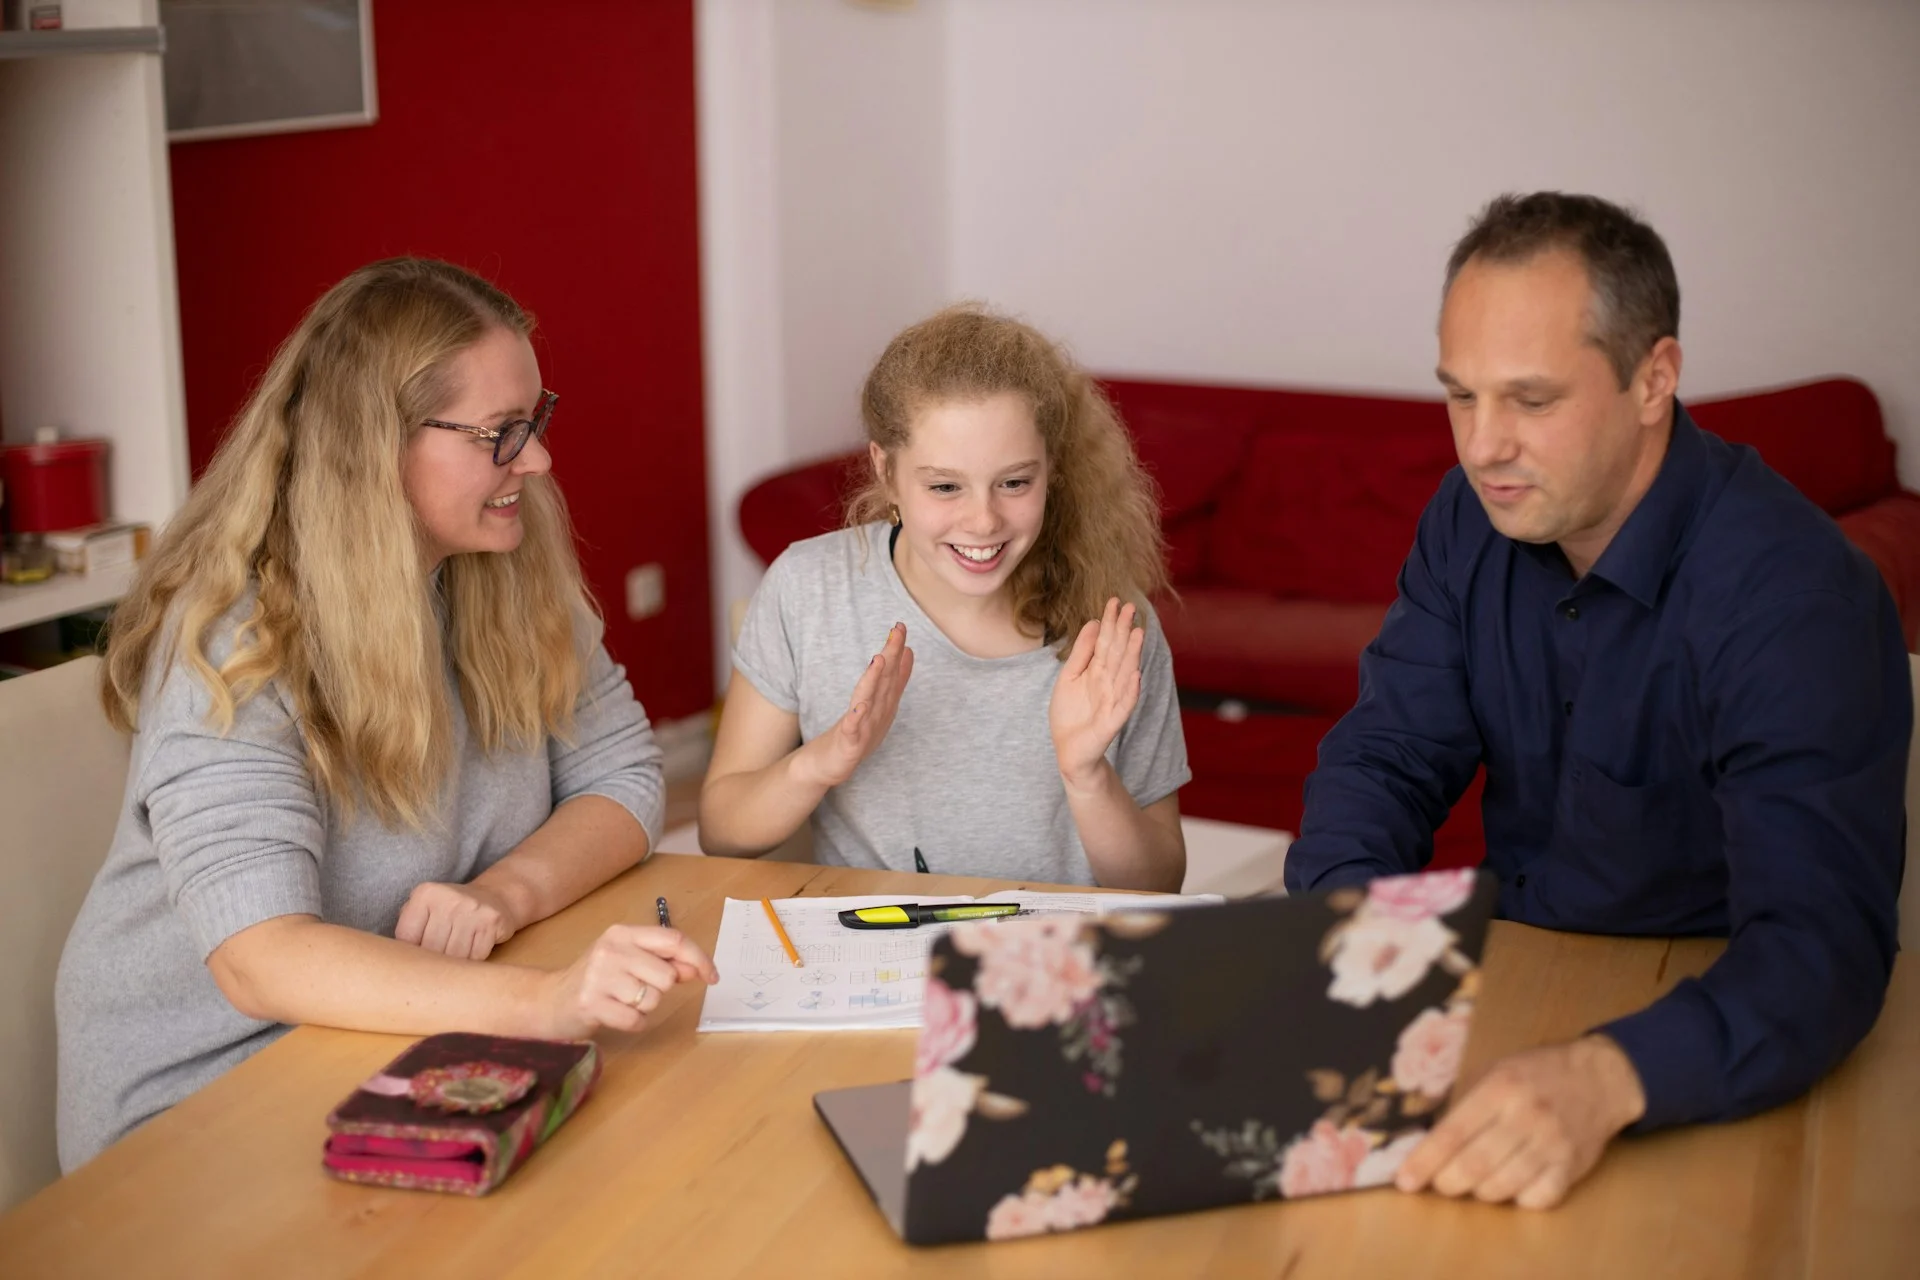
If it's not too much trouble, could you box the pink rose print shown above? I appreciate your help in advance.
[1045,1175,1120,1230]
[1353,1131,1426,1189]
[954,918,1103,1029]
[1276,1121,1372,1198]
[905,1065,984,1170]
[916,978,978,1080]
[1364,868,1477,922]
[1326,913,1457,1007]
[985,1191,1055,1240]
[984,1174,1121,1239]
[1391,1005,1472,1100]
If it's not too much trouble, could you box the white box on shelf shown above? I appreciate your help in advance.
[45,521,145,574]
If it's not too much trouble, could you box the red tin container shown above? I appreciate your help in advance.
[0,436,109,533]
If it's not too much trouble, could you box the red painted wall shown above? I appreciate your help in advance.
[168,0,711,719]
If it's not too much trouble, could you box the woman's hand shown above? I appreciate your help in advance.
[1049,598,1146,789]
[791,622,914,788]
[396,882,520,961]
[538,924,720,1039]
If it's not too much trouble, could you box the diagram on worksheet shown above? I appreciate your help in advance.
[849,989,905,1008]
[698,895,961,1031]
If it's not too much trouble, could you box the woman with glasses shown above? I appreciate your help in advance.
[55,257,715,1172]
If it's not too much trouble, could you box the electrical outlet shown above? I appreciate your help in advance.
[625,563,665,620]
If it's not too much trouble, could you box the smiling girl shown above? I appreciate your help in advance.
[700,305,1189,889]
[56,258,715,1171]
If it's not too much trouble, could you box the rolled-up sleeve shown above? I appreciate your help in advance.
[137,669,326,959]
[1114,607,1192,808]
[550,641,666,850]
[731,548,800,712]
[1600,589,1908,1129]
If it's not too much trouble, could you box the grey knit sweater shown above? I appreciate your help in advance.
[54,604,663,1170]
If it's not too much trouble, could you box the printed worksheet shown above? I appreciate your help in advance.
[695,891,1222,1033]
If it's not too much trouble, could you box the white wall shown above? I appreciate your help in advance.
[947,0,1920,484]
[698,0,948,689]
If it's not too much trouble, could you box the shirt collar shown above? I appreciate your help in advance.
[1584,400,1708,608]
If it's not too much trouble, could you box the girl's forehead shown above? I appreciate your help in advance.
[901,393,1043,456]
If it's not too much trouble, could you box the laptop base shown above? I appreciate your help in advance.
[813,1081,911,1238]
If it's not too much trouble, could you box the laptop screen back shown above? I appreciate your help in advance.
[893,870,1497,1244]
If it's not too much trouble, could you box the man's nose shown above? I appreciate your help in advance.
[1455,403,1520,472]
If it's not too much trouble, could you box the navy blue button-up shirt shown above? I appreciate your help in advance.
[1285,404,1910,1130]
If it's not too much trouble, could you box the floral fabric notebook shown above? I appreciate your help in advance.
[323,1033,602,1196]
[815,868,1496,1244]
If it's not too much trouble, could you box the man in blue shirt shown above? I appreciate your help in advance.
[1285,192,1910,1210]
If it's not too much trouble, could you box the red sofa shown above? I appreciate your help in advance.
[737,377,1920,869]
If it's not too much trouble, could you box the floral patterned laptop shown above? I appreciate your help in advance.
[814,868,1497,1244]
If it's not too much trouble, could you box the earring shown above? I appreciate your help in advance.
[888,502,902,526]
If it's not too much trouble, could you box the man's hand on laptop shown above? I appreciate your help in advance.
[1392,1034,1647,1210]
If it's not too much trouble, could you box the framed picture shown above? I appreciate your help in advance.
[162,0,377,142]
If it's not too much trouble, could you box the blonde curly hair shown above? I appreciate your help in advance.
[847,303,1167,652]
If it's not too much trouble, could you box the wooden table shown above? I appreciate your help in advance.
[1,855,1914,1278]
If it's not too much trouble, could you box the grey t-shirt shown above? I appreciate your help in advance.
[55,600,664,1171]
[732,523,1190,884]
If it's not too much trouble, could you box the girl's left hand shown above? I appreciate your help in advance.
[1048,597,1146,788]
[395,882,519,961]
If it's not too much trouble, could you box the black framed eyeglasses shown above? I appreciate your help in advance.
[421,389,557,465]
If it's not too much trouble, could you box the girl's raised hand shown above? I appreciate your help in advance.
[794,622,915,789]
[1048,598,1145,788]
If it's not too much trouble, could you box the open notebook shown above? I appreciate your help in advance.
[696,891,1224,1032]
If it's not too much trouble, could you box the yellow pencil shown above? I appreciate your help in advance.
[762,897,803,968]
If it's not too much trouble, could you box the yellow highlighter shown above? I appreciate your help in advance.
[836,902,1022,930]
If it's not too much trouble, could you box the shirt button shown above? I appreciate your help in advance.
[1515,873,1528,888]
[1563,604,1580,620]
[1563,700,1574,716]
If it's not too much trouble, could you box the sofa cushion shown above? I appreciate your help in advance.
[1837,494,1920,650]
[1163,509,1211,583]
[1691,378,1896,516]
[1158,587,1389,714]
[1122,401,1258,585]
[1179,708,1487,870]
[738,453,865,567]
[1124,402,1258,522]
[1205,401,1457,603]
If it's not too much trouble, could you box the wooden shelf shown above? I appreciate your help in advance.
[0,27,163,60]
[0,560,134,631]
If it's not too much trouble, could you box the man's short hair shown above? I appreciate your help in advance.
[1445,192,1680,388]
